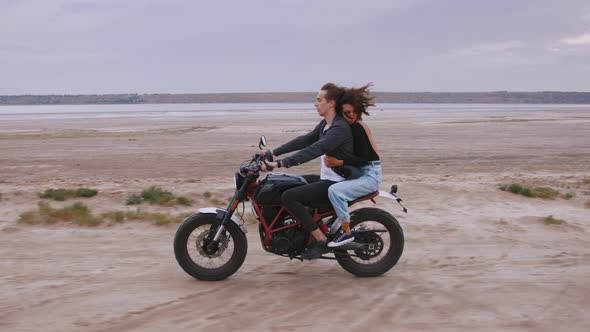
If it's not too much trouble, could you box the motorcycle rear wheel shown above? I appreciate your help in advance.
[174,213,247,281]
[335,207,404,277]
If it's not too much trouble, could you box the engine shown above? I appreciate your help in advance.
[257,207,307,256]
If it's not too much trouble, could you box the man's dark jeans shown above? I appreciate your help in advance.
[281,175,336,233]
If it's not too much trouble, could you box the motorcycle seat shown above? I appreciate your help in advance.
[314,190,380,214]
[348,191,379,206]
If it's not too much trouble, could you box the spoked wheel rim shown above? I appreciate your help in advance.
[348,221,392,265]
[187,224,236,269]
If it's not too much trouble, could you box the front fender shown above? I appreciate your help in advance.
[197,207,248,234]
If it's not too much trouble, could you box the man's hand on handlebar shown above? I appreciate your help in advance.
[260,149,275,162]
[261,160,278,172]
[258,149,278,172]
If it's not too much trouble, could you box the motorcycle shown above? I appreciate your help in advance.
[173,136,407,281]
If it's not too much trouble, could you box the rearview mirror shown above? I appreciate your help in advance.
[258,135,267,149]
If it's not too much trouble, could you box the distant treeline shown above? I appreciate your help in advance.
[1,91,590,105]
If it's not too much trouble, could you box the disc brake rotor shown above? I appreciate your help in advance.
[195,230,230,258]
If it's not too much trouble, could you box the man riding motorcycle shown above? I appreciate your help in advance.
[262,82,360,260]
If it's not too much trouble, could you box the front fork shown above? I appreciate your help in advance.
[211,198,240,240]
[206,173,254,251]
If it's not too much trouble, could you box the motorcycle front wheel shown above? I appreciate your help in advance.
[174,213,248,281]
[335,207,404,277]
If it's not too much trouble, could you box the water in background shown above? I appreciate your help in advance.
[1,103,589,121]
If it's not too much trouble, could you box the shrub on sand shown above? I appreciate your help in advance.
[17,211,38,224]
[101,211,126,223]
[532,187,560,199]
[75,188,98,198]
[39,188,98,201]
[126,194,142,205]
[499,183,559,199]
[18,202,102,226]
[543,215,566,225]
[102,209,191,225]
[176,196,193,206]
[141,186,175,205]
[18,204,190,227]
[561,192,575,200]
[39,189,68,201]
[126,187,193,206]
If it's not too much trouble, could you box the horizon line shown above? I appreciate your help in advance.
[2,90,590,97]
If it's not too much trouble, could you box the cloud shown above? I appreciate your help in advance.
[0,48,117,65]
[1,0,589,94]
[437,41,537,65]
[560,30,590,46]
[447,41,524,57]
[435,38,587,69]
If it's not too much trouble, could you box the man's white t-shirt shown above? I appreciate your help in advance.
[320,155,345,182]
[319,124,345,182]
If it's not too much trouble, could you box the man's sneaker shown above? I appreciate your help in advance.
[327,230,354,248]
[301,240,327,260]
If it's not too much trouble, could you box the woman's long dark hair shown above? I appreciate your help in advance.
[339,83,376,120]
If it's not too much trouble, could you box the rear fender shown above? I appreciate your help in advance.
[378,190,399,202]
[196,207,248,234]
[378,191,408,213]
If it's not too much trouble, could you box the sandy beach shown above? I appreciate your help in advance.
[1,104,590,331]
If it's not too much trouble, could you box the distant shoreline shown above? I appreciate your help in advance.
[2,91,590,105]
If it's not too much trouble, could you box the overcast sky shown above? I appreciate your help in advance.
[1,0,589,94]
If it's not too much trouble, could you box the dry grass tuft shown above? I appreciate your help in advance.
[499,183,560,199]
[18,202,102,226]
[543,215,566,225]
[112,209,192,225]
[125,186,193,206]
[39,188,98,201]
[18,203,191,227]
[562,192,576,200]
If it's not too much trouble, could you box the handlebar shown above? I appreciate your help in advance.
[263,149,273,162]
[239,149,275,175]
[239,152,265,174]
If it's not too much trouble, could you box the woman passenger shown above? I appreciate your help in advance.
[324,84,382,247]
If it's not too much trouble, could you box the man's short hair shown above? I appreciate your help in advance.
[321,82,344,103]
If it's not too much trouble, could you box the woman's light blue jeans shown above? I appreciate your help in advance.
[328,163,382,232]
